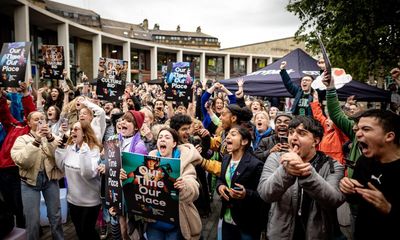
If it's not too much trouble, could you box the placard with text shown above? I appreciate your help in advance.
[104,139,123,214]
[41,45,65,80]
[122,152,180,223]
[165,62,194,104]
[96,57,127,102]
[0,42,31,87]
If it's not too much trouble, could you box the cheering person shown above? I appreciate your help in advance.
[146,127,202,240]
[217,125,267,240]
[55,121,102,240]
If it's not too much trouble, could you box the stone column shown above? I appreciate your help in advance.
[123,41,131,83]
[14,5,31,82]
[224,54,230,80]
[247,55,253,74]
[57,23,70,79]
[92,34,102,80]
[150,46,158,80]
[177,50,183,62]
[200,52,206,86]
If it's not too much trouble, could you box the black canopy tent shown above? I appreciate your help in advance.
[220,48,390,102]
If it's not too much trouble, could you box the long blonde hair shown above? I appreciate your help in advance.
[67,121,102,150]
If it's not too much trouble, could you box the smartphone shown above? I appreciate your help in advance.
[37,120,45,131]
[280,136,288,144]
[60,117,69,126]
[232,186,243,191]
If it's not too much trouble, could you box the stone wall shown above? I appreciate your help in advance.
[222,37,305,56]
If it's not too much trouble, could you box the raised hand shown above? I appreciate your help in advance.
[313,90,319,102]
[280,61,287,70]
[236,78,244,88]
[321,70,335,89]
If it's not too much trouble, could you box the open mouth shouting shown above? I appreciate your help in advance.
[358,141,369,156]
[225,139,233,152]
[276,126,288,135]
[158,142,168,154]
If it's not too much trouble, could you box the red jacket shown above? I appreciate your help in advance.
[310,101,349,165]
[0,95,36,168]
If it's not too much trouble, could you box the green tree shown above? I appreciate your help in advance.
[287,0,400,82]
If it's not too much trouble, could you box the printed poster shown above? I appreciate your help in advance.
[96,57,127,103]
[104,139,122,214]
[0,42,31,87]
[164,62,194,104]
[122,152,180,223]
[41,45,64,80]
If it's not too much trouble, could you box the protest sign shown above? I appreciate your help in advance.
[104,139,123,214]
[122,152,180,223]
[41,45,64,80]
[96,57,127,103]
[0,42,31,87]
[165,62,194,104]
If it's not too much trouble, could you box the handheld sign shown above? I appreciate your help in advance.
[96,57,127,103]
[122,152,180,223]
[104,139,123,214]
[164,62,194,104]
[0,42,31,87]
[41,45,65,80]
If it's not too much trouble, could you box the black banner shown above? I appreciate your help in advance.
[0,42,31,87]
[96,57,127,103]
[104,139,123,214]
[41,45,65,80]
[164,62,194,104]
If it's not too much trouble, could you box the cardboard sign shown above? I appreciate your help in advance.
[0,42,31,87]
[96,57,127,102]
[41,45,65,80]
[104,139,123,214]
[122,152,180,223]
[165,62,194,104]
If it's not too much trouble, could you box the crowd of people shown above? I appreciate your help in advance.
[0,60,399,240]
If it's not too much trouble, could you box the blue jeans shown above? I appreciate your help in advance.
[146,223,182,240]
[21,171,64,240]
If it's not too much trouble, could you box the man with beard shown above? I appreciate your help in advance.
[339,109,400,240]
[254,112,293,162]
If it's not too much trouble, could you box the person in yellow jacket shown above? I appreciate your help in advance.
[196,104,253,176]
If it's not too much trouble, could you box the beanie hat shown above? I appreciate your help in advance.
[129,110,145,129]
[226,104,253,123]
[274,111,293,124]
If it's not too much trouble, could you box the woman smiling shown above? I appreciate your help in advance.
[55,121,102,239]
[146,127,202,240]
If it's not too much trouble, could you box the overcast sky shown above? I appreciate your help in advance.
[53,0,301,48]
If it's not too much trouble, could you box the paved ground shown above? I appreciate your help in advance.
[40,195,221,240]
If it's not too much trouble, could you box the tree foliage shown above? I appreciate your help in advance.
[287,0,400,81]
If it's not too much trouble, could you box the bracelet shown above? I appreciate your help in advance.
[46,134,55,142]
